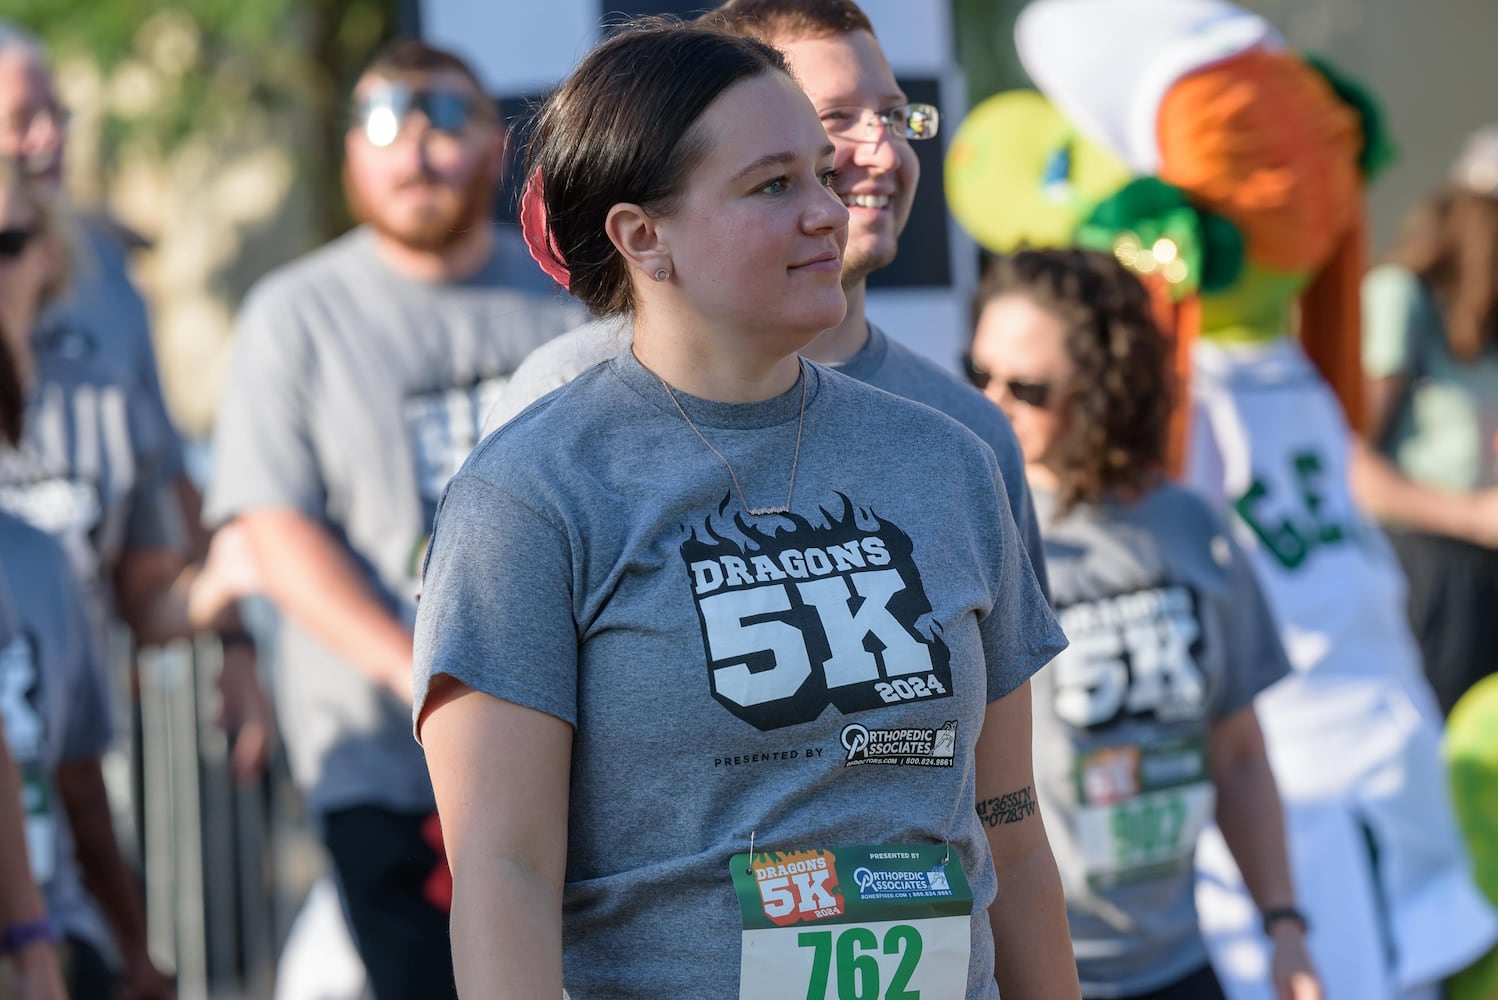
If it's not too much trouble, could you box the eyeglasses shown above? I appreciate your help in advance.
[819,103,939,143]
[962,354,1054,408]
[352,82,488,147]
[0,229,36,260]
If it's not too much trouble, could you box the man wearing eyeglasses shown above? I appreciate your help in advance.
[489,0,1049,595]
[205,39,582,1000]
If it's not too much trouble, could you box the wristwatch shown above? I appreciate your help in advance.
[1261,905,1309,936]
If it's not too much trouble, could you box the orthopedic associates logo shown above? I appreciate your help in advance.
[680,494,953,732]
[841,720,957,768]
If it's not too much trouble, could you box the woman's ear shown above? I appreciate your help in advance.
[605,203,672,284]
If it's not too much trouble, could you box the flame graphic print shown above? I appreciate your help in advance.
[680,494,952,731]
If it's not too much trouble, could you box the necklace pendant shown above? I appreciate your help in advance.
[746,505,789,516]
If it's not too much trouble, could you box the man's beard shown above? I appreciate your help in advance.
[345,161,497,252]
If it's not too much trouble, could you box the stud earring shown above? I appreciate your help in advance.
[654,267,671,282]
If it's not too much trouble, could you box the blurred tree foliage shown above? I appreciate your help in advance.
[10,0,400,238]
[952,0,1031,109]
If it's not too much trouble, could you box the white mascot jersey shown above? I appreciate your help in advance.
[1188,337,1498,1000]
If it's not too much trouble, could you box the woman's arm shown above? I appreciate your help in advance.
[0,720,66,1000]
[975,681,1080,999]
[1348,433,1498,546]
[56,757,172,999]
[1209,706,1320,1000]
[420,676,572,999]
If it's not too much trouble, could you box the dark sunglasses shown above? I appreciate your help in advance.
[0,228,36,259]
[962,354,1054,408]
[352,82,485,147]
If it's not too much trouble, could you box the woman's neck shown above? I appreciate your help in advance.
[631,306,809,403]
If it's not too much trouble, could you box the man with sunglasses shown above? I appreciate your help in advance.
[490,0,1049,593]
[205,38,582,999]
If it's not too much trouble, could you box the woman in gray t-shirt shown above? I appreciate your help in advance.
[414,18,1078,1000]
[966,249,1320,1000]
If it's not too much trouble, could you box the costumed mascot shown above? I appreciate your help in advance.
[946,1,1498,997]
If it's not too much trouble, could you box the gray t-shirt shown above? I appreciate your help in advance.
[1030,485,1289,996]
[414,353,1068,999]
[0,350,185,637]
[0,512,115,956]
[38,217,183,478]
[205,225,585,815]
[488,320,1049,597]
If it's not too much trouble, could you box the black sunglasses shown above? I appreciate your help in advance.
[962,353,1054,408]
[0,228,35,259]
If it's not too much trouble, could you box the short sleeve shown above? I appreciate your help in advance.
[1211,523,1291,719]
[978,460,1068,702]
[412,474,580,735]
[122,385,188,554]
[203,285,326,526]
[1362,265,1428,379]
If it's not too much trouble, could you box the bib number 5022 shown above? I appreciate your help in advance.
[798,925,923,1000]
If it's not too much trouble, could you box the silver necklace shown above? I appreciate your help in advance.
[654,365,806,516]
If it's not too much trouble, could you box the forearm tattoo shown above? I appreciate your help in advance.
[976,785,1036,828]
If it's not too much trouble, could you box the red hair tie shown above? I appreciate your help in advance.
[520,169,571,289]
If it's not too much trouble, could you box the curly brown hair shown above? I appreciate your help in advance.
[972,249,1176,515]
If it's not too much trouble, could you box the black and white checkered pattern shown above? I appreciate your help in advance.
[419,0,974,372]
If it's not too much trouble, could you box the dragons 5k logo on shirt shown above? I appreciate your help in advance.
[680,495,952,732]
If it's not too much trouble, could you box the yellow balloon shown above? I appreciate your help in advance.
[945,90,1132,253]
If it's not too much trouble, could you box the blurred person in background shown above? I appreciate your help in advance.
[968,249,1319,1000]
[491,0,1050,598]
[203,38,583,1000]
[0,620,67,1000]
[1357,124,1498,716]
[0,18,271,784]
[0,155,262,999]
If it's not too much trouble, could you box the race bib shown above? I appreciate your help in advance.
[21,765,56,883]
[1073,737,1214,889]
[731,844,972,1000]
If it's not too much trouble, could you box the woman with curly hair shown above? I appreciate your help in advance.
[967,249,1319,1000]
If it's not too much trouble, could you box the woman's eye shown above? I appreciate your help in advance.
[760,177,788,194]
[819,169,839,188]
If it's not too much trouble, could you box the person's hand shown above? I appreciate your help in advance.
[194,522,265,624]
[216,645,274,783]
[10,939,68,1000]
[118,951,174,1000]
[1270,924,1321,1000]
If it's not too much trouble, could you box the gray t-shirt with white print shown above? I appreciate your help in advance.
[0,512,115,957]
[205,224,584,815]
[1030,484,1289,997]
[487,320,1050,597]
[0,350,185,639]
[414,353,1068,999]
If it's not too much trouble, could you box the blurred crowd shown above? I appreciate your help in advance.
[1,1,1498,999]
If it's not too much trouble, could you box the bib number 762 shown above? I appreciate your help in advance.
[798,925,923,1000]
